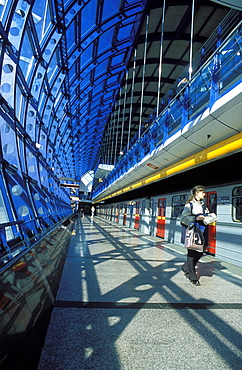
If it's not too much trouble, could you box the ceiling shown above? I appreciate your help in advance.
[39,0,238,182]
[98,0,234,168]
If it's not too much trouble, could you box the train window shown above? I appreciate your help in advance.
[172,194,187,217]
[232,187,242,222]
[149,199,155,217]
[207,192,217,214]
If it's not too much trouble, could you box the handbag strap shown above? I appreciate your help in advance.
[189,202,207,215]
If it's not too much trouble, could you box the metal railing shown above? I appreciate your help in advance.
[0,212,74,272]
[93,19,242,199]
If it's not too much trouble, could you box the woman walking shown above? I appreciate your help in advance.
[180,185,210,286]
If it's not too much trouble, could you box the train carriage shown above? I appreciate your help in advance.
[96,182,242,267]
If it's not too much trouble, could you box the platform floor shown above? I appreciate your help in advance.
[38,216,242,370]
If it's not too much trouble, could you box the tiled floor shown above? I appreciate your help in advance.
[38,216,242,369]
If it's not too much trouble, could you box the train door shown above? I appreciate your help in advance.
[206,191,217,255]
[110,205,113,221]
[118,204,123,225]
[156,198,166,238]
[134,201,140,230]
[123,204,127,226]
[140,199,149,234]
[129,203,133,227]
[139,200,144,231]
[149,199,156,236]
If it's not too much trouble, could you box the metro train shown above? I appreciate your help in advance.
[96,182,242,268]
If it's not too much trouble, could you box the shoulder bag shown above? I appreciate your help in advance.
[184,222,205,252]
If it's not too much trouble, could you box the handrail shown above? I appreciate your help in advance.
[117,18,242,165]
[0,220,24,229]
[0,212,74,273]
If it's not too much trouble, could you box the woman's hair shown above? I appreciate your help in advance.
[187,185,206,203]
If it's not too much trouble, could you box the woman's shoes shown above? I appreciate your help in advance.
[181,267,201,285]
[191,280,201,286]
[181,267,189,279]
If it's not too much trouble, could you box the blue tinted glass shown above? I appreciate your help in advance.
[81,0,98,35]
[105,92,114,100]
[98,28,114,54]
[107,75,118,85]
[19,32,35,81]
[69,83,77,96]
[95,60,108,77]
[0,0,13,25]
[111,54,125,66]
[118,23,134,40]
[48,49,59,81]
[69,64,76,83]
[32,0,52,43]
[102,0,117,20]
[92,84,103,96]
[81,45,93,67]
[66,20,76,52]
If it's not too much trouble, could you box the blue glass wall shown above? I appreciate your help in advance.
[0,0,148,259]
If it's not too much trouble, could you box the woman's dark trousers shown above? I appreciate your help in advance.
[182,249,203,281]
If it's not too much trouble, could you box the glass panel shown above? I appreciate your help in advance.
[0,0,12,25]
[232,186,242,222]
[118,23,133,40]
[81,44,93,67]
[0,188,9,223]
[19,30,35,81]
[95,60,109,78]
[98,28,113,54]
[92,84,103,96]
[233,186,242,196]
[66,19,76,53]
[172,194,187,217]
[0,0,6,20]
[69,64,76,84]
[15,82,26,122]
[38,81,47,113]
[0,183,14,242]
[81,0,98,35]
[17,136,26,174]
[32,0,52,43]
[47,49,59,82]
[80,75,91,91]
[102,0,117,20]
[106,75,117,85]
[233,198,242,222]
[111,53,125,66]
[209,193,217,214]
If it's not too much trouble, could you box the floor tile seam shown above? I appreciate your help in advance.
[54,300,242,310]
